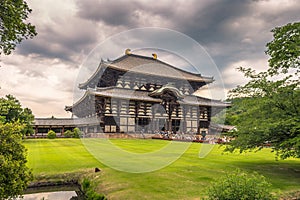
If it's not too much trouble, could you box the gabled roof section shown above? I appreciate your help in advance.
[149,84,185,99]
[79,59,108,89]
[79,53,214,89]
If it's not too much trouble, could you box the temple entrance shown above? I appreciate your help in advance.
[104,116,118,133]
[136,117,150,132]
[172,119,181,133]
[149,85,184,133]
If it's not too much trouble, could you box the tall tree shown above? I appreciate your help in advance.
[0,123,32,199]
[0,95,34,199]
[226,22,300,159]
[0,0,37,55]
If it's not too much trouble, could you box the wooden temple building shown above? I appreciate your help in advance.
[33,117,100,137]
[64,50,230,136]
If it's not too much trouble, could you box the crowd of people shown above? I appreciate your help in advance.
[152,130,230,144]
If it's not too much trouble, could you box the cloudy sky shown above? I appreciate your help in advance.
[0,0,299,118]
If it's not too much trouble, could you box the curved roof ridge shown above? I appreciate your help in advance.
[78,60,109,89]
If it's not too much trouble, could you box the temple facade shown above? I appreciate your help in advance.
[65,50,229,135]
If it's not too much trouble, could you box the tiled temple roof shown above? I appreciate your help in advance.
[110,54,213,82]
[180,95,230,107]
[66,87,229,112]
[34,117,100,126]
[93,87,162,102]
[79,53,213,89]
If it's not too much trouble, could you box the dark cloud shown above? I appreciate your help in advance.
[16,17,99,65]
[76,0,138,26]
[75,0,175,27]
[72,0,269,69]
[17,0,300,71]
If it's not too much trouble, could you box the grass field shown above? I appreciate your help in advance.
[23,139,300,199]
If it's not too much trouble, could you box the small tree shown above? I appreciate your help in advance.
[207,170,274,200]
[47,130,56,139]
[0,123,33,199]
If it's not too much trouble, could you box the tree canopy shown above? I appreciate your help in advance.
[0,0,36,55]
[225,22,300,159]
[266,22,300,75]
[0,94,34,135]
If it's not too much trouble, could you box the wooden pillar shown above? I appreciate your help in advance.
[116,100,120,133]
[135,101,139,132]
[151,104,155,133]
[197,106,200,135]
[182,106,187,133]
[207,107,212,134]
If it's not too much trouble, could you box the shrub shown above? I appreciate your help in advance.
[73,127,82,138]
[207,170,274,200]
[63,128,82,138]
[47,130,56,139]
[64,130,73,138]
[82,178,107,200]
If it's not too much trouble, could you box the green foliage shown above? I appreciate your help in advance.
[64,128,82,138]
[227,22,300,159]
[0,0,37,55]
[266,22,300,75]
[64,130,73,138]
[0,95,34,199]
[211,98,245,126]
[82,178,91,192]
[0,122,33,199]
[82,178,107,200]
[0,95,34,136]
[73,127,82,138]
[47,130,56,139]
[207,170,274,200]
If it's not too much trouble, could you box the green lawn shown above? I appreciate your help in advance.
[23,139,300,199]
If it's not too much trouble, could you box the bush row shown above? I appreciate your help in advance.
[47,128,82,139]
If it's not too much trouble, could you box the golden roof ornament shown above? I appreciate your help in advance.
[125,49,131,55]
[152,53,157,59]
